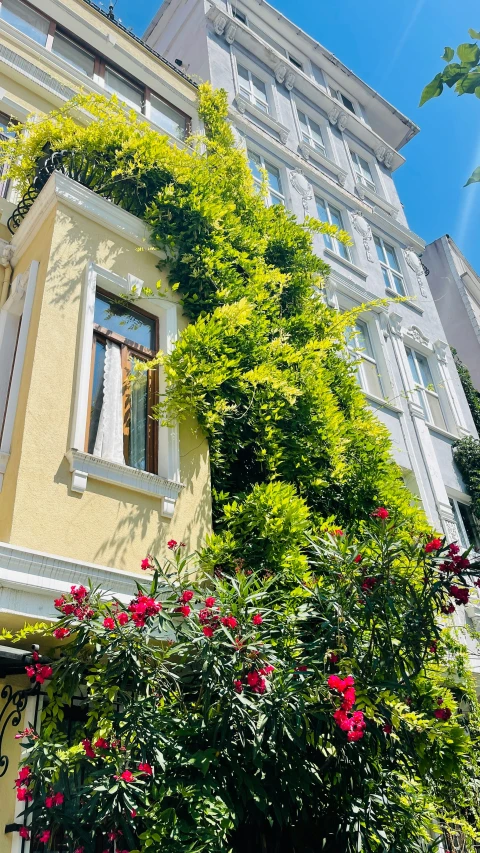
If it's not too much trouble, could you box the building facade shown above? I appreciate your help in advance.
[423,235,480,393]
[145,0,480,553]
[0,2,211,849]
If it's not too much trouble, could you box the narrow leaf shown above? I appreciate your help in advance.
[465,166,480,186]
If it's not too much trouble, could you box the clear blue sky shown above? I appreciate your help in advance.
[111,0,480,268]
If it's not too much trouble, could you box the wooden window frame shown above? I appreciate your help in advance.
[85,290,159,475]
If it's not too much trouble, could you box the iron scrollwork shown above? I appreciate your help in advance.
[0,683,29,778]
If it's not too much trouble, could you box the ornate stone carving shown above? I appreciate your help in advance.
[404,247,428,297]
[444,517,459,544]
[337,112,348,132]
[355,183,366,201]
[275,63,287,84]
[337,172,347,187]
[433,339,448,363]
[379,312,390,339]
[375,145,394,169]
[285,70,296,91]
[407,325,430,347]
[279,128,289,144]
[324,280,338,308]
[328,107,348,131]
[375,145,386,163]
[388,311,403,337]
[289,168,313,216]
[351,210,374,262]
[235,97,246,114]
[298,142,310,160]
[213,12,227,35]
[225,22,237,43]
[384,150,394,169]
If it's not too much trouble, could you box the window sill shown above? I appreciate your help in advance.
[425,424,459,442]
[234,95,290,143]
[355,181,399,217]
[364,393,403,414]
[385,288,423,315]
[298,141,347,186]
[324,248,368,280]
[66,450,184,517]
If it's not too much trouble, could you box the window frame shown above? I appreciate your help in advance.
[405,345,447,431]
[449,497,480,552]
[315,195,352,262]
[236,60,270,114]
[287,51,303,70]
[347,318,384,399]
[349,147,376,192]
[85,288,159,475]
[0,0,53,47]
[247,148,285,207]
[328,84,357,115]
[296,106,327,156]
[231,6,247,24]
[374,234,406,296]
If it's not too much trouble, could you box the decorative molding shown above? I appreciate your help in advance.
[289,168,313,215]
[213,11,228,35]
[298,141,348,186]
[406,325,430,347]
[285,70,296,91]
[388,311,403,337]
[354,181,399,218]
[375,145,395,169]
[328,107,348,131]
[408,399,426,419]
[233,95,290,143]
[66,450,183,518]
[350,210,374,263]
[225,22,237,44]
[1,270,27,316]
[323,280,338,308]
[433,339,448,364]
[404,247,428,298]
[324,248,368,280]
[274,63,287,84]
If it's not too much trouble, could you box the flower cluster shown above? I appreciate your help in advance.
[328,675,366,742]
[128,594,162,627]
[438,542,470,573]
[372,507,389,520]
[15,766,33,802]
[434,706,452,722]
[425,537,443,553]
[14,727,38,741]
[361,576,378,593]
[25,651,52,683]
[54,585,94,620]
[45,790,64,808]
[176,588,194,617]
[449,584,469,606]
[234,665,274,695]
[141,556,153,571]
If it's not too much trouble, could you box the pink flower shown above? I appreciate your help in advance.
[221,615,238,629]
[53,627,70,639]
[120,770,134,782]
[53,792,64,806]
[258,665,274,676]
[71,585,88,602]
[17,766,30,782]
[94,738,109,749]
[203,626,214,638]
[425,537,442,553]
[118,612,129,626]
[372,507,389,520]
[82,739,95,758]
[19,827,30,840]
[252,614,263,626]
[141,557,152,571]
[130,810,137,818]
[38,830,51,843]
[73,848,85,853]
[167,539,178,550]
[354,554,363,564]
[103,617,116,630]
[180,590,194,603]
[138,762,153,775]
[178,605,191,617]
[234,680,243,693]
[16,787,32,802]
[205,596,216,608]
[329,653,339,664]
[383,724,393,734]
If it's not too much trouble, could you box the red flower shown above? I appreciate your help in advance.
[448,543,460,555]
[53,792,64,806]
[16,787,32,802]
[94,738,109,749]
[103,617,116,630]
[296,665,308,672]
[354,554,363,564]
[372,507,389,520]
[205,596,216,608]
[82,739,95,758]
[180,590,194,603]
[203,626,214,638]
[167,539,178,550]
[53,627,70,639]
[73,848,85,853]
[450,584,469,605]
[332,528,343,536]
[252,614,263,626]
[247,671,260,687]
[62,603,75,615]
[234,680,243,693]
[178,605,191,617]
[141,557,152,570]
[17,766,30,782]
[26,663,53,684]
[258,665,274,675]
[19,827,30,840]
[221,615,238,629]
[437,697,444,705]
[383,724,393,734]
[71,585,88,602]
[138,762,153,775]
[442,603,455,614]
[117,612,129,625]
[361,576,377,592]
[329,653,339,664]
[38,830,51,843]
[425,537,442,553]
[119,770,134,782]
[130,810,137,818]
[429,642,437,654]
[434,707,452,721]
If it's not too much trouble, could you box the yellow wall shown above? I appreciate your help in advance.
[0,198,212,572]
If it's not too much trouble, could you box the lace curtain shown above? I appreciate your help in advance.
[93,340,125,465]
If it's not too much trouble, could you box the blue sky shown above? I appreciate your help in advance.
[111,0,480,268]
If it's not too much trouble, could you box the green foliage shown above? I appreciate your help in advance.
[453,435,480,519]
[452,348,480,433]
[420,32,480,183]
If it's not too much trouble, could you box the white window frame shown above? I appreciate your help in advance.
[448,495,479,552]
[405,345,448,431]
[315,196,352,262]
[0,0,51,47]
[347,318,385,399]
[247,148,285,207]
[231,4,247,24]
[295,105,327,156]
[68,263,181,516]
[328,85,357,115]
[287,51,303,70]
[235,60,270,114]
[374,234,406,296]
[349,147,376,192]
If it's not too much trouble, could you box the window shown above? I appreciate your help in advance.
[315,197,351,261]
[248,149,284,206]
[105,66,144,111]
[374,235,405,295]
[150,93,188,140]
[0,112,15,200]
[311,62,326,87]
[297,109,326,155]
[347,319,384,398]
[449,498,480,551]
[237,63,269,113]
[232,6,247,24]
[350,149,376,191]
[0,0,50,45]
[405,346,447,430]
[87,292,158,473]
[52,30,95,77]
[288,52,303,70]
[330,87,356,114]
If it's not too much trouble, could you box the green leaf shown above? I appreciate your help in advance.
[456,70,480,93]
[468,28,480,40]
[457,42,480,65]
[419,73,444,106]
[442,63,466,87]
[465,166,480,185]
[442,47,454,62]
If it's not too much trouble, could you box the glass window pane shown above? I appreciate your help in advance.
[128,356,148,471]
[449,499,470,550]
[340,93,356,113]
[270,193,284,206]
[52,31,95,77]
[362,358,383,398]
[406,348,421,384]
[248,149,262,183]
[94,293,155,350]
[391,274,405,295]
[355,321,373,359]
[266,162,282,194]
[237,64,250,84]
[252,74,267,100]
[384,243,400,271]
[329,206,343,230]
[298,110,307,129]
[458,502,479,549]
[309,118,324,150]
[0,0,49,44]
[374,235,385,264]
[359,155,373,181]
[337,240,350,260]
[150,94,187,140]
[380,267,390,289]
[105,67,143,110]
[316,197,328,222]
[416,352,434,389]
[88,340,106,455]
[426,390,446,430]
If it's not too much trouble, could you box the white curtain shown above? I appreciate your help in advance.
[93,340,125,465]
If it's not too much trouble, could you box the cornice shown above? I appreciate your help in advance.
[10,173,165,266]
